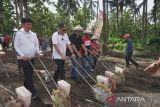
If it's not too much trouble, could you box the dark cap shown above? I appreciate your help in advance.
[58,22,67,29]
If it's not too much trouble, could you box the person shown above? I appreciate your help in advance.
[14,17,43,98]
[0,36,3,50]
[90,36,101,69]
[69,25,88,81]
[3,34,10,49]
[52,22,74,83]
[80,29,94,72]
[124,33,139,68]
[49,35,53,53]
[38,36,42,49]
[41,37,48,55]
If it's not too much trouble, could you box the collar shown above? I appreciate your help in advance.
[20,28,32,34]
[57,31,65,36]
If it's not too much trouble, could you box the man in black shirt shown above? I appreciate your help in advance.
[69,25,88,81]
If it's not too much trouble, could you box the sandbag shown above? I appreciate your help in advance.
[15,86,31,107]
[0,44,2,51]
[92,83,112,103]
[52,89,71,107]
[114,66,125,84]
[0,51,5,57]
[105,71,117,92]
[144,60,160,74]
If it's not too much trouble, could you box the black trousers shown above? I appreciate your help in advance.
[54,59,65,83]
[19,59,36,95]
[125,52,138,67]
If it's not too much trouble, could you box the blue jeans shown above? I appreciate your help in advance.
[70,57,81,80]
[81,55,94,73]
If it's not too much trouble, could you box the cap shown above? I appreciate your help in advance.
[123,34,130,38]
[58,22,67,29]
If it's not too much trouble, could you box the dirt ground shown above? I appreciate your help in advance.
[0,49,160,107]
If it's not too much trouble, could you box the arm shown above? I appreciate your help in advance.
[71,44,79,55]
[67,44,74,55]
[53,44,64,57]
[14,33,24,57]
[52,34,64,57]
[35,34,40,54]
[66,35,74,55]
[81,44,88,55]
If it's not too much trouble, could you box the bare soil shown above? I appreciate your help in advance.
[0,50,160,107]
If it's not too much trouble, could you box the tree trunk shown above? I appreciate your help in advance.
[154,0,157,37]
[18,0,24,20]
[23,0,28,17]
[144,0,148,42]
[141,0,146,46]
[116,0,119,36]
[101,0,109,53]
[97,0,99,19]
[14,0,20,27]
[84,0,87,28]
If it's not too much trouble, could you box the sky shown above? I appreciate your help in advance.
[46,0,154,13]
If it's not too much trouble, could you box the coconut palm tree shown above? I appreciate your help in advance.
[151,0,160,37]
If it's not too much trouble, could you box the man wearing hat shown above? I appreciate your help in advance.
[69,25,88,81]
[124,33,139,68]
[80,29,94,72]
[52,22,74,83]
[90,36,101,68]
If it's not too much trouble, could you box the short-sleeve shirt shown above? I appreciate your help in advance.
[70,33,83,51]
[52,32,70,59]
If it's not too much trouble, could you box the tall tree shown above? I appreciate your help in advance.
[101,0,109,53]
[141,0,148,46]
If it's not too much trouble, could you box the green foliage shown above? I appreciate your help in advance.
[0,0,15,34]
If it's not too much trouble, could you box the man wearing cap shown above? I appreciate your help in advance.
[124,33,139,68]
[69,25,88,81]
[80,29,94,72]
[52,23,74,83]
[14,17,43,98]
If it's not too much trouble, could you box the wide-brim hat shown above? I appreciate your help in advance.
[83,29,93,35]
[73,25,83,31]
[91,35,99,40]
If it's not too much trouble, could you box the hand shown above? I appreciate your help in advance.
[90,51,93,55]
[71,54,76,58]
[37,53,44,58]
[22,56,29,61]
[144,62,159,73]
[84,51,88,56]
[77,53,82,58]
[61,55,66,61]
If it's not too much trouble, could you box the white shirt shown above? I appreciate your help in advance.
[52,32,70,59]
[14,28,40,59]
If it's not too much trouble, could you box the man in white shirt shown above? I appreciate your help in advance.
[52,23,74,83]
[14,18,42,99]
